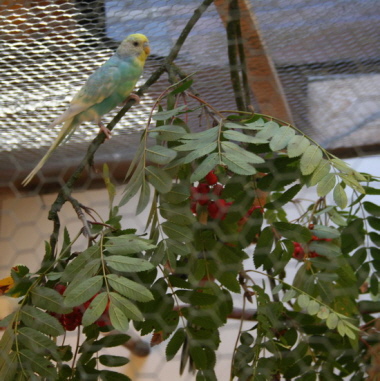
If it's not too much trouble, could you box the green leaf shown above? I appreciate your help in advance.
[0,350,17,381]
[370,273,379,295]
[221,155,257,175]
[307,300,320,315]
[253,226,274,269]
[60,245,100,282]
[82,292,108,326]
[151,124,187,141]
[20,305,64,337]
[176,289,217,305]
[328,207,347,226]
[171,79,194,95]
[181,126,219,141]
[145,166,173,194]
[100,370,131,381]
[108,304,129,332]
[105,235,156,255]
[317,173,336,197]
[190,153,219,183]
[282,289,297,303]
[338,173,366,194]
[368,217,380,231]
[31,286,72,314]
[0,328,15,371]
[256,121,280,140]
[326,313,339,329]
[364,201,380,217]
[64,276,103,307]
[221,141,264,164]
[297,294,310,309]
[19,348,57,379]
[287,135,310,158]
[162,221,193,243]
[300,145,323,175]
[106,274,154,302]
[159,203,196,226]
[312,225,340,239]
[166,328,186,361]
[223,129,267,144]
[341,218,365,254]
[269,126,295,151]
[317,306,330,320]
[217,272,240,293]
[309,241,341,258]
[182,142,218,163]
[309,159,331,186]
[370,232,380,246]
[153,105,187,120]
[265,184,302,210]
[333,183,348,209]
[175,138,213,152]
[330,157,352,173]
[109,292,144,321]
[273,222,312,244]
[18,327,60,359]
[161,183,190,204]
[99,355,129,368]
[146,145,177,165]
[136,180,151,215]
[119,168,144,207]
[105,255,154,273]
[94,333,130,348]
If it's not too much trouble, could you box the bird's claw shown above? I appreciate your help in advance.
[123,93,141,106]
[98,122,112,139]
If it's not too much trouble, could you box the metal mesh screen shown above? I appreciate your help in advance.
[1,0,379,188]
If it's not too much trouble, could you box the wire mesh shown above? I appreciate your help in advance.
[1,0,379,186]
[1,1,380,379]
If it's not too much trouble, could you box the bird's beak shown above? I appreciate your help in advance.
[143,42,150,56]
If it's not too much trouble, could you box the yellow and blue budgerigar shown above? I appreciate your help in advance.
[22,33,150,186]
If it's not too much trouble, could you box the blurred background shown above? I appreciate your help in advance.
[1,1,380,379]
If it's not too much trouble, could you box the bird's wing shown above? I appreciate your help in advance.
[49,64,122,128]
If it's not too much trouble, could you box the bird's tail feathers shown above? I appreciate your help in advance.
[22,119,77,186]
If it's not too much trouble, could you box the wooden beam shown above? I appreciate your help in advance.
[214,0,294,123]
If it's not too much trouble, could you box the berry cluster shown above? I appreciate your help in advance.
[51,284,111,331]
[292,234,332,261]
[190,171,232,220]
[190,170,264,224]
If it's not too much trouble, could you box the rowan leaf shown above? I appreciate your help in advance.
[270,126,296,151]
[287,135,310,158]
[145,166,173,194]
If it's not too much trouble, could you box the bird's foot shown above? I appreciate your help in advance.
[123,93,141,106]
[98,122,112,139]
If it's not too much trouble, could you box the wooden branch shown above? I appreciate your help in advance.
[214,0,294,123]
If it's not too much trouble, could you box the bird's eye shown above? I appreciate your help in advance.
[133,42,139,47]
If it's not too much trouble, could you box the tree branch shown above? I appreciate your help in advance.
[226,0,246,111]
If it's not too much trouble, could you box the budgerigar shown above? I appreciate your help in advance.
[22,33,150,186]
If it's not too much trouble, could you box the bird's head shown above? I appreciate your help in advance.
[117,34,150,64]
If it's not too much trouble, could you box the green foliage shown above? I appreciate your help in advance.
[1,88,378,381]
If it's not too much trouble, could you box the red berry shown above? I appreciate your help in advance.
[292,242,305,260]
[196,183,210,205]
[54,284,67,295]
[212,184,224,196]
[205,171,218,185]
[208,199,232,220]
